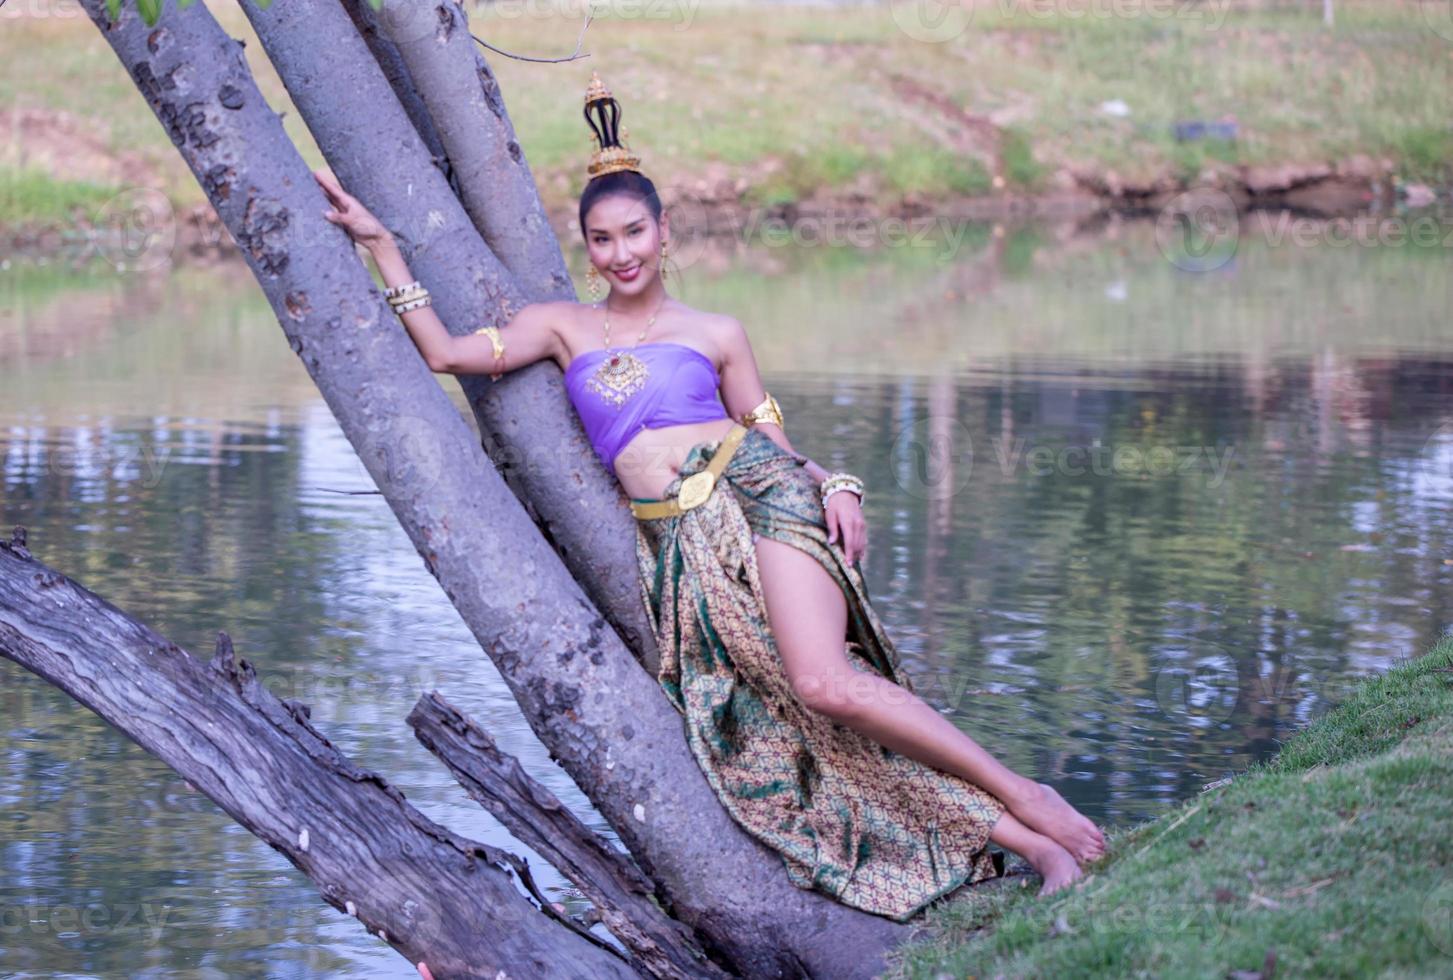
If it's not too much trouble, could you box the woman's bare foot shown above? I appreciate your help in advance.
[1009,780,1106,865]
[988,809,1087,898]
[1027,836,1083,897]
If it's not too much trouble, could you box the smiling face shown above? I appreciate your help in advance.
[583,193,669,297]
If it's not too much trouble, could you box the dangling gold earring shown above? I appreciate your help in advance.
[586,263,601,300]
[660,239,670,281]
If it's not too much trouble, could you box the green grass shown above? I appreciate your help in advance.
[0,166,121,228]
[1395,126,1453,184]
[1001,126,1047,191]
[1,1,1447,235]
[882,145,994,198]
[885,635,1453,978]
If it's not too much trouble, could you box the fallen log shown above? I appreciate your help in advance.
[410,692,731,980]
[0,528,637,980]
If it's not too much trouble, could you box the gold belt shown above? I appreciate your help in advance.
[629,423,749,520]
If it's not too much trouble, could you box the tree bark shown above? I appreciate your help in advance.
[337,0,462,203]
[410,692,731,980]
[361,0,574,303]
[340,0,662,678]
[77,1,908,975]
[0,530,637,980]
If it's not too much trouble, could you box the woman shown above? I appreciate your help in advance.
[312,72,1104,920]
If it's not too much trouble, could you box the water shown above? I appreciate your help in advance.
[2,214,1450,975]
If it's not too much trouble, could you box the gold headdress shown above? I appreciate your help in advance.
[584,71,643,179]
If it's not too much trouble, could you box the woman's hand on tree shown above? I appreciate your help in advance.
[314,168,392,249]
[825,490,867,565]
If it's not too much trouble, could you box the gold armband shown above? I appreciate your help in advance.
[473,325,506,381]
[740,392,784,430]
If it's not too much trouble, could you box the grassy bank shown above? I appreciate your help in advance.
[2,0,1449,235]
[886,635,1453,978]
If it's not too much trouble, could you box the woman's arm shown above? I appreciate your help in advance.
[368,235,563,376]
[716,316,833,481]
[717,315,870,563]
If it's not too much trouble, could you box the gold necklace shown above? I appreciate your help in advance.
[585,293,667,408]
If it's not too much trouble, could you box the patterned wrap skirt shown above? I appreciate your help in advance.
[631,425,1005,922]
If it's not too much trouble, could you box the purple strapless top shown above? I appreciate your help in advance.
[564,342,730,476]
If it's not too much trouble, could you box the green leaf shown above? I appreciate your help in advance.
[137,0,160,26]
[106,0,120,22]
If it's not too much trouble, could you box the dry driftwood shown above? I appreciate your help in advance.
[0,528,637,979]
[410,692,731,980]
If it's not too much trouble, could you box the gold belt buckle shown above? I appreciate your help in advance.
[675,469,715,511]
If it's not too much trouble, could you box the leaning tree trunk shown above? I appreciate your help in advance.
[358,0,573,302]
[344,0,663,677]
[0,532,639,980]
[336,0,463,204]
[77,1,906,976]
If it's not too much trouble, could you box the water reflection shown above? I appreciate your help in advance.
[2,216,1450,974]
[777,353,1453,823]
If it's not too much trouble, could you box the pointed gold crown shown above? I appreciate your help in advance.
[583,71,643,179]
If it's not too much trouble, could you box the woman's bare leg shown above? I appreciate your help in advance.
[752,533,1106,864]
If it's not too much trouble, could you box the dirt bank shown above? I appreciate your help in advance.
[1,104,1439,268]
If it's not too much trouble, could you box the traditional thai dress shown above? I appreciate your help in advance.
[564,341,1005,922]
